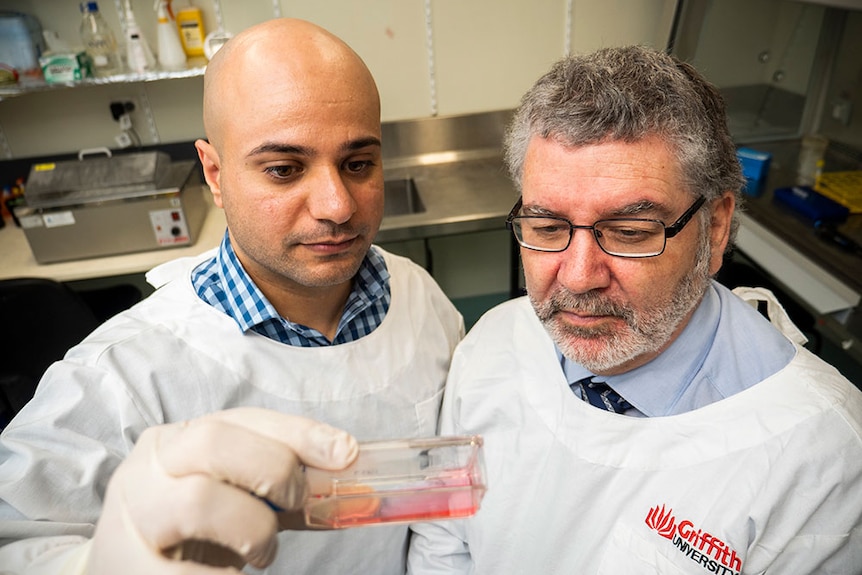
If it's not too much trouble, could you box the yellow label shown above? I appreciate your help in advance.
[34,163,55,171]
[176,8,206,57]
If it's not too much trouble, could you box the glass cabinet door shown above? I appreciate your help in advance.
[668,0,839,143]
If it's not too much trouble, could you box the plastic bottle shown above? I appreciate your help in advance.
[175,6,206,58]
[123,0,156,73]
[155,0,186,70]
[79,1,122,77]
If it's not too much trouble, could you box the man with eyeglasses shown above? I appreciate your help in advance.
[408,46,862,574]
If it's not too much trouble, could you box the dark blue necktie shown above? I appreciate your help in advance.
[571,377,633,413]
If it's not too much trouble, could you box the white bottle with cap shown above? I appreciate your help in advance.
[155,0,186,70]
[123,0,156,73]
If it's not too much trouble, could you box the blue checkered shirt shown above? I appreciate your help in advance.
[191,232,391,346]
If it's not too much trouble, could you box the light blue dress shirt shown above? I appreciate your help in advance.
[560,281,797,416]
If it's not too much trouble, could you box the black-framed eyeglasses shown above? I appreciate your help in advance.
[505,195,706,258]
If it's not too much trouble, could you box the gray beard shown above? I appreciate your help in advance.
[530,241,712,373]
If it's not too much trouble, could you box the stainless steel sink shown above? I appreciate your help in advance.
[383,178,425,217]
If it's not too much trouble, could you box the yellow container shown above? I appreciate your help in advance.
[175,7,206,58]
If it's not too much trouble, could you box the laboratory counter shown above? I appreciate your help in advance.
[0,188,225,283]
[740,140,861,296]
[0,110,521,288]
[0,156,519,283]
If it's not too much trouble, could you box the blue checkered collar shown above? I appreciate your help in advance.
[210,231,389,335]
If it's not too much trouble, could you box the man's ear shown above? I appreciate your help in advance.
[708,191,736,276]
[195,139,223,208]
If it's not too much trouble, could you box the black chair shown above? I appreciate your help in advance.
[0,278,105,428]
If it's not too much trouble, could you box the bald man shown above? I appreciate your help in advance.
[0,19,464,574]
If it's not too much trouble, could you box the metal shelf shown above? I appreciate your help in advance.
[0,61,207,101]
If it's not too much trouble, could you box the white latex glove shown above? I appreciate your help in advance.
[87,408,358,574]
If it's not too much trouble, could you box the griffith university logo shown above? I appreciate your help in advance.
[645,504,742,575]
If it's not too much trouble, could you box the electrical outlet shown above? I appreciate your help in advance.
[831,98,852,126]
[115,132,133,148]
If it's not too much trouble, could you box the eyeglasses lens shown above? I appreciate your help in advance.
[513,217,666,257]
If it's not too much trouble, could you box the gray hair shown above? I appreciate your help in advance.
[504,45,744,246]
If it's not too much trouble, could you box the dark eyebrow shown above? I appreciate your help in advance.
[343,136,382,153]
[248,142,313,157]
[247,137,381,159]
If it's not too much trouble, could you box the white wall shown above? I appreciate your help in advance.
[0,0,675,158]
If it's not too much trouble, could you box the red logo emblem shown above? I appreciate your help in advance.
[645,504,677,539]
[644,504,742,574]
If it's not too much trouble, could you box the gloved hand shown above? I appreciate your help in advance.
[87,408,358,574]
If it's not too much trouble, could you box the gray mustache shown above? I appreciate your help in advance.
[539,289,634,323]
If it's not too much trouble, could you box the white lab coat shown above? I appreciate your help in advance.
[408,289,862,575]
[0,246,464,575]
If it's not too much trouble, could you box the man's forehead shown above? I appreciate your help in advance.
[522,140,687,214]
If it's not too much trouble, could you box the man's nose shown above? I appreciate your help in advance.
[556,228,611,293]
[307,168,357,224]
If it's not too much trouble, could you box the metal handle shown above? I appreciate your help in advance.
[77,147,113,161]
